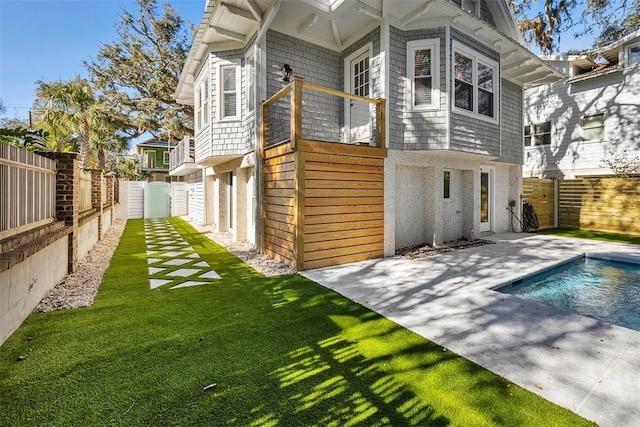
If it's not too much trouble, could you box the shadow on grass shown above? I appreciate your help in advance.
[0,219,593,426]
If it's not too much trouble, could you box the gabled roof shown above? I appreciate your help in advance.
[174,0,563,103]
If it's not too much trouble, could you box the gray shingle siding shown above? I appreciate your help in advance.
[266,30,343,143]
[499,79,523,164]
[388,26,448,150]
[265,29,381,144]
[480,1,496,27]
[198,49,257,158]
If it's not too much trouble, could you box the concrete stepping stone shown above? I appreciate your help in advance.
[193,261,210,267]
[150,279,173,289]
[199,270,221,279]
[166,268,201,277]
[170,281,208,289]
[162,259,191,266]
[149,267,166,275]
[160,251,185,257]
[147,258,162,264]
[186,253,200,259]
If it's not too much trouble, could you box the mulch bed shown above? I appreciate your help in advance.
[396,238,495,259]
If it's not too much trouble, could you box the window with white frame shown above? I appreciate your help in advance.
[449,0,479,16]
[629,45,640,66]
[219,63,240,120]
[407,39,440,110]
[453,42,498,121]
[195,78,209,131]
[524,122,551,146]
[245,52,255,114]
[163,151,170,165]
[582,113,605,141]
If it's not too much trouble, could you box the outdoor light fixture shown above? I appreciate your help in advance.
[281,64,292,82]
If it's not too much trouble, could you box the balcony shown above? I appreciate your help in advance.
[260,77,387,271]
[169,137,200,176]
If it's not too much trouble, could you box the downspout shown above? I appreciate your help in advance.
[255,0,281,253]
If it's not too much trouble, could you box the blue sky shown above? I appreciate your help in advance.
[0,0,203,121]
[1,0,594,122]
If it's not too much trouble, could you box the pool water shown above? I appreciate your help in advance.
[497,256,640,332]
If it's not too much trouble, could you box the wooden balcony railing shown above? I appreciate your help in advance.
[260,77,386,156]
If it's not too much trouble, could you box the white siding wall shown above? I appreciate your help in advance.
[524,65,640,178]
[188,172,204,226]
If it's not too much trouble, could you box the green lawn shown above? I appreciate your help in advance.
[538,228,640,245]
[0,218,594,426]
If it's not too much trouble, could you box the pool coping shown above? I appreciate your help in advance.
[301,233,640,427]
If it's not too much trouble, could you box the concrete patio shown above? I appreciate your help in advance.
[301,233,640,426]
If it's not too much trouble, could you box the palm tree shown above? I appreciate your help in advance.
[34,78,96,167]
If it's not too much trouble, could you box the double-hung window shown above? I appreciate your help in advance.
[245,52,255,115]
[195,78,209,131]
[219,62,240,120]
[407,39,440,110]
[582,113,605,141]
[524,122,551,146]
[452,42,498,121]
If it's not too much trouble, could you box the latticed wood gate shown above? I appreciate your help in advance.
[261,77,387,270]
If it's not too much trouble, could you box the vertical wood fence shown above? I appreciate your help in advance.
[0,145,56,238]
[79,170,92,212]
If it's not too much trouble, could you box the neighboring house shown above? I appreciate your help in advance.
[173,0,561,270]
[524,30,640,178]
[136,138,176,182]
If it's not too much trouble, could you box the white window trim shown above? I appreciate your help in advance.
[627,42,640,67]
[217,60,241,122]
[581,112,606,142]
[451,41,499,124]
[524,122,552,147]
[245,48,256,116]
[449,0,480,17]
[163,151,170,165]
[194,61,210,134]
[407,38,440,111]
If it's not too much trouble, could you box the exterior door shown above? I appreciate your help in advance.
[146,181,170,218]
[479,168,492,232]
[345,47,372,143]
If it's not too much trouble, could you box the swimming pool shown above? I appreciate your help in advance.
[497,255,640,332]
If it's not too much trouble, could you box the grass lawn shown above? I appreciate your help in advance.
[0,218,594,426]
[538,228,640,245]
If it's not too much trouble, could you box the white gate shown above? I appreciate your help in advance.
[171,182,188,216]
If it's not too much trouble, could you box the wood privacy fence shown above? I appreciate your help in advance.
[522,178,556,229]
[79,170,92,212]
[0,144,57,239]
[523,177,640,235]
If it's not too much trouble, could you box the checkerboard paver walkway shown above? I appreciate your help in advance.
[144,219,221,290]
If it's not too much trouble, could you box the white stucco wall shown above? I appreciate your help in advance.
[385,150,522,255]
[78,217,99,261]
[0,237,68,345]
